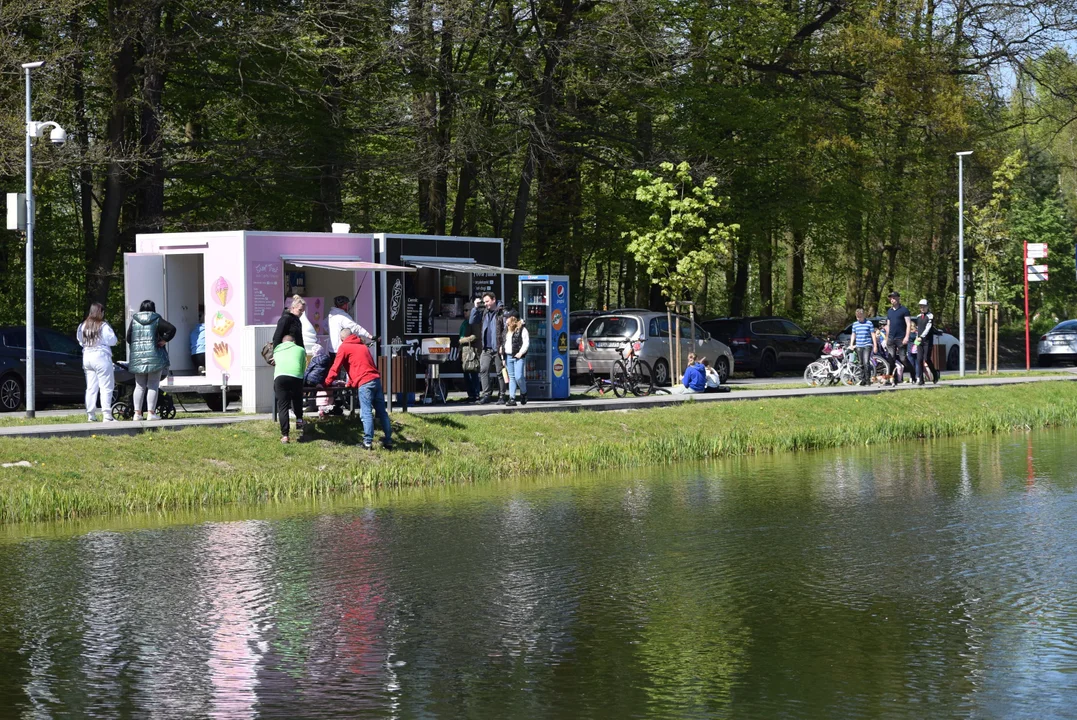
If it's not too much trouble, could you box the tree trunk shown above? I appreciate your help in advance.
[729,235,750,316]
[88,1,138,308]
[758,227,773,315]
[784,227,806,318]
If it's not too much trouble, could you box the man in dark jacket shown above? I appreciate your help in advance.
[469,291,507,404]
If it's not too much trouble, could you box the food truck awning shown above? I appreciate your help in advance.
[283,257,416,272]
[403,259,530,275]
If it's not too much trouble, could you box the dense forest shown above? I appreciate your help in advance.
[3,0,1077,334]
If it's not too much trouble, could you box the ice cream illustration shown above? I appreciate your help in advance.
[212,341,234,372]
[212,276,231,306]
[211,310,235,337]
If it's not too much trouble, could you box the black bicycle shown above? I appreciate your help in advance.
[610,342,655,398]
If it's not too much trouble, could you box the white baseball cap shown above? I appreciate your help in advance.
[918,298,928,306]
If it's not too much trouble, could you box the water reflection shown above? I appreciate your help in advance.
[0,429,1075,718]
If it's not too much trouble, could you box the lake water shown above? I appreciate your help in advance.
[1,429,1076,718]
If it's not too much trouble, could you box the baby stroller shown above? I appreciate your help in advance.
[110,362,177,420]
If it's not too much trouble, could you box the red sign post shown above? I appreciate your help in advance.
[1024,242,1048,370]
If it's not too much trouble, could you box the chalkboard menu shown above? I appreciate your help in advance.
[472,273,497,299]
[405,297,430,334]
[249,260,283,325]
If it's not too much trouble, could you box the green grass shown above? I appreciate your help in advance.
[2,381,1077,525]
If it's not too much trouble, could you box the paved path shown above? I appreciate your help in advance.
[407,372,1077,417]
[3,370,1074,439]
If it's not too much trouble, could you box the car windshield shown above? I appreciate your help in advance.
[587,316,638,339]
[1052,320,1077,332]
[703,320,741,338]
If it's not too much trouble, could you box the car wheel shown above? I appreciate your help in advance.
[754,351,777,378]
[716,356,730,384]
[947,345,959,371]
[652,358,670,387]
[1037,354,1053,368]
[0,374,23,412]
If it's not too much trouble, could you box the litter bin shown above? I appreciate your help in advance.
[932,343,946,373]
[378,354,416,411]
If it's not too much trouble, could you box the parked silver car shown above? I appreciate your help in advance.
[1037,320,1077,366]
[579,311,735,386]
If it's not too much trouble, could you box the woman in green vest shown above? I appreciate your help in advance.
[125,300,176,421]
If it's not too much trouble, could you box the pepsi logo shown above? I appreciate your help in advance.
[556,284,565,299]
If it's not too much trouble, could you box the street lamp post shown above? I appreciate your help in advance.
[957,151,972,378]
[21,61,67,418]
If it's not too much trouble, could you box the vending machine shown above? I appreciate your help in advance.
[518,275,570,400]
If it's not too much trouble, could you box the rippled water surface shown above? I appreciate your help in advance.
[2,429,1077,718]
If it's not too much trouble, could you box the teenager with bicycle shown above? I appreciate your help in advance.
[850,308,877,386]
[503,312,529,407]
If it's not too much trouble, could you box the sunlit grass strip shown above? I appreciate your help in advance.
[1,381,1076,524]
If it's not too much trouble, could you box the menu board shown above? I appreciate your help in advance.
[405,297,425,334]
[472,273,497,300]
[249,260,283,325]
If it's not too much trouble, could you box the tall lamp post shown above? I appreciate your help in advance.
[957,150,972,378]
[21,60,67,418]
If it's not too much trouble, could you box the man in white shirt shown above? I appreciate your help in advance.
[327,295,372,353]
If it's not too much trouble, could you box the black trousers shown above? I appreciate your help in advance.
[274,375,304,436]
[479,349,506,398]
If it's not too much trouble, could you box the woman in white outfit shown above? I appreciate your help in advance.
[77,302,118,422]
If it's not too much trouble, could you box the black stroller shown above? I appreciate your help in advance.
[110,362,177,419]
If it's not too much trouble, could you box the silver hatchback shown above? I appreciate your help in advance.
[579,311,735,386]
[1037,320,1077,366]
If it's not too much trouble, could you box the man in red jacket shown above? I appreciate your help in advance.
[325,329,393,449]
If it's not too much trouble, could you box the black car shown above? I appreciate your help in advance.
[0,326,119,412]
[700,316,824,377]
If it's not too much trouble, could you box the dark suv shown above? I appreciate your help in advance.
[700,316,823,377]
[0,326,122,412]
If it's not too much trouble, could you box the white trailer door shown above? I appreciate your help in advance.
[124,253,166,361]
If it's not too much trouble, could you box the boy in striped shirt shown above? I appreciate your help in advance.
[850,308,877,386]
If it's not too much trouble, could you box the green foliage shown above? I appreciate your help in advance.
[624,162,738,301]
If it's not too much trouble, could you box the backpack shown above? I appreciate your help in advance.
[261,341,276,366]
[461,343,479,372]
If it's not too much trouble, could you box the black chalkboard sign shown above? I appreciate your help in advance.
[405,297,424,334]
[472,273,497,299]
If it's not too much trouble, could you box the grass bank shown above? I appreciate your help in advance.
[2,381,1077,524]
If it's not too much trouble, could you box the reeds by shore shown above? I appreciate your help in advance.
[2,382,1076,524]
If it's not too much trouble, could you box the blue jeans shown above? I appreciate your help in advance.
[506,355,527,398]
[358,378,391,445]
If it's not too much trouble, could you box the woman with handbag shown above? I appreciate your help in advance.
[459,314,481,402]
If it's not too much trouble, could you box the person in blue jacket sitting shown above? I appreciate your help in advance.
[674,353,707,394]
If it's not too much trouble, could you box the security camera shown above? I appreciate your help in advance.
[49,126,67,145]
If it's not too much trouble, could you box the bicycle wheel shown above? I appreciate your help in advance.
[804,361,826,387]
[838,364,859,386]
[631,359,654,397]
[610,361,628,398]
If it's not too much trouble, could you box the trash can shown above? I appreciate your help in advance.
[378,354,416,411]
[932,343,946,372]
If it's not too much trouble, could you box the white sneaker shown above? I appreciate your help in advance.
[147,413,161,421]
[103,416,116,423]
[87,413,97,422]
[133,413,144,422]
